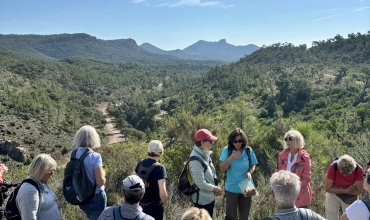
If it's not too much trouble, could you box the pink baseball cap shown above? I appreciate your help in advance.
[194,129,218,141]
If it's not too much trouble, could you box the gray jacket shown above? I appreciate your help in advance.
[188,145,217,205]
[271,207,326,220]
[16,176,44,220]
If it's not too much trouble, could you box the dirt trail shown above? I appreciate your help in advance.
[98,102,125,144]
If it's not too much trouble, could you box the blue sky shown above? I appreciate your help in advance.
[0,0,369,50]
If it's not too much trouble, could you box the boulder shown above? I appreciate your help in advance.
[0,140,28,162]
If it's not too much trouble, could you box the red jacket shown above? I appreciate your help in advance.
[276,148,312,207]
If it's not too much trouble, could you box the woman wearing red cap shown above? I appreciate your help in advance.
[187,129,223,217]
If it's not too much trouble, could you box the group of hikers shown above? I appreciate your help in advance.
[0,125,369,220]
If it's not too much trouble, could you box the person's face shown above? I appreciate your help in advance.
[41,168,56,183]
[201,140,214,152]
[284,136,294,149]
[233,135,244,150]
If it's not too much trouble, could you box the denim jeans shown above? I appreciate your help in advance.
[79,190,107,220]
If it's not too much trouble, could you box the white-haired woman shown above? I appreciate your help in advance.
[276,130,312,208]
[325,154,363,220]
[16,154,60,220]
[340,168,370,219]
[71,125,106,220]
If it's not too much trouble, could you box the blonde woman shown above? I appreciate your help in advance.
[16,154,60,220]
[276,130,312,208]
[181,207,212,220]
[325,154,363,220]
[70,125,106,220]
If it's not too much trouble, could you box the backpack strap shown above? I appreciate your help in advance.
[137,160,160,181]
[298,208,309,220]
[263,217,279,220]
[22,179,42,217]
[188,156,207,172]
[113,206,124,220]
[362,199,370,212]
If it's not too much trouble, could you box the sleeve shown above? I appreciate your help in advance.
[134,161,140,173]
[276,152,282,172]
[93,153,103,169]
[188,160,214,192]
[249,148,258,165]
[345,200,369,220]
[326,163,335,180]
[154,165,167,180]
[355,165,364,181]
[219,147,228,162]
[16,184,40,220]
[300,155,312,188]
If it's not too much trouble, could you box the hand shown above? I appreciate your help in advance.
[212,186,223,196]
[229,151,241,161]
[245,172,252,180]
[345,184,355,193]
[2,179,13,188]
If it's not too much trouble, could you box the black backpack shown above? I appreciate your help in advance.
[362,199,370,220]
[137,160,160,206]
[113,206,147,220]
[5,179,40,220]
[178,156,208,198]
[63,149,96,205]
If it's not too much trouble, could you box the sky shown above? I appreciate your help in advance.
[0,0,369,50]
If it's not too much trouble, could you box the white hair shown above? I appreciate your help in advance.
[283,129,305,149]
[72,125,101,149]
[270,170,301,208]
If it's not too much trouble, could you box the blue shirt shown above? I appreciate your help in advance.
[69,147,104,194]
[219,146,258,194]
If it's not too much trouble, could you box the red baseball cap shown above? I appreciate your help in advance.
[194,129,218,141]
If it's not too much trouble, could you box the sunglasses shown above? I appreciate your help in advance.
[203,140,214,144]
[284,137,293,142]
[233,139,243,143]
[48,170,55,175]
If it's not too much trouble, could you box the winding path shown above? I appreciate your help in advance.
[98,102,125,144]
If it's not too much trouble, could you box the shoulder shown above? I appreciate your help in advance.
[97,207,114,220]
[300,150,311,159]
[279,149,289,157]
[357,164,364,172]
[143,214,155,220]
[222,146,228,151]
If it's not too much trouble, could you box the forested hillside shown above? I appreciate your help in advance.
[0,33,226,65]
[2,32,370,219]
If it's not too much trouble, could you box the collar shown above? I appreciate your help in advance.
[193,145,212,159]
[275,206,298,215]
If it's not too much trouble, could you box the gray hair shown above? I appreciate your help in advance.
[337,154,356,175]
[72,125,101,149]
[28,154,57,180]
[270,170,301,208]
[283,130,305,149]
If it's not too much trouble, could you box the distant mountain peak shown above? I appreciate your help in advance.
[218,39,227,44]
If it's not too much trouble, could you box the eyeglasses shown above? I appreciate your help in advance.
[48,170,55,175]
[284,137,293,142]
[233,139,243,144]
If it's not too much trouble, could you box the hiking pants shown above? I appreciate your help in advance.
[225,190,252,220]
[79,190,107,220]
[141,200,164,220]
[194,200,215,217]
[325,192,351,220]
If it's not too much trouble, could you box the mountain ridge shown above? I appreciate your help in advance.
[140,39,259,62]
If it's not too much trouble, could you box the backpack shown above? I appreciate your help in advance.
[137,160,160,205]
[5,179,40,220]
[362,199,370,220]
[178,156,208,203]
[63,149,96,205]
[224,147,251,183]
[113,206,146,220]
